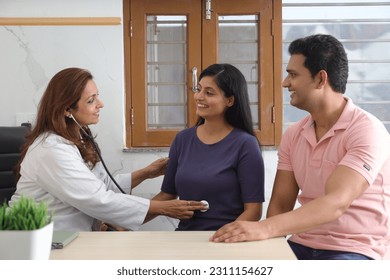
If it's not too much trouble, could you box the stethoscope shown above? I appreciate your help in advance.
[68,113,126,194]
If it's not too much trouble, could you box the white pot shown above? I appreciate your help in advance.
[0,222,53,260]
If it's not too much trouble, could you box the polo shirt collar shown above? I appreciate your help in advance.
[301,96,354,145]
[332,96,355,131]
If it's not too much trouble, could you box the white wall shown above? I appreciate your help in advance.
[0,0,278,230]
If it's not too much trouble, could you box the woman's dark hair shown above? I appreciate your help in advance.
[15,67,99,179]
[196,63,257,140]
[288,34,349,93]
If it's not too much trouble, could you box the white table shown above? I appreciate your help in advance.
[50,231,296,260]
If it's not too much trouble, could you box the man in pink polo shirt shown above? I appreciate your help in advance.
[210,34,390,260]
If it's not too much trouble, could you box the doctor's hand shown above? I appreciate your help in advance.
[209,220,269,243]
[131,157,169,189]
[145,157,169,178]
[148,199,207,220]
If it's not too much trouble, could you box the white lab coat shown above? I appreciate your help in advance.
[9,133,150,231]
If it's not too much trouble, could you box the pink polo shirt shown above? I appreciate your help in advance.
[278,97,390,259]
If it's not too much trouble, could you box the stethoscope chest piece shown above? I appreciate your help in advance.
[200,200,209,212]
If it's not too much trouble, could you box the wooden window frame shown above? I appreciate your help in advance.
[123,0,282,148]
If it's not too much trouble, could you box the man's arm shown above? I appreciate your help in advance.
[266,170,299,218]
[210,165,369,242]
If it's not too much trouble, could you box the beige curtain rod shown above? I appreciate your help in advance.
[0,17,121,26]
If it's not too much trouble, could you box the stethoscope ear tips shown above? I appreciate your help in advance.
[200,200,209,212]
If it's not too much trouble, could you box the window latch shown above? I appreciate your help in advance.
[192,67,198,93]
[205,0,212,20]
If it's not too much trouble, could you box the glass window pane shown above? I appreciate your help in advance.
[218,15,259,129]
[147,64,186,84]
[219,42,258,62]
[248,83,258,103]
[250,104,259,126]
[346,83,390,102]
[146,15,187,130]
[349,63,390,81]
[147,85,186,104]
[283,5,390,20]
[234,64,258,83]
[147,43,186,63]
[219,15,258,39]
[283,22,390,41]
[148,105,186,129]
[356,103,390,122]
[345,41,390,60]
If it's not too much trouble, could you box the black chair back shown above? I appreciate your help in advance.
[0,125,30,205]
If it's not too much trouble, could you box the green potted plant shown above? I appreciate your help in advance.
[0,196,53,260]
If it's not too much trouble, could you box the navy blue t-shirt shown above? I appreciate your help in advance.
[161,126,265,230]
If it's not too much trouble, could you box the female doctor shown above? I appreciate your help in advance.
[9,67,205,231]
